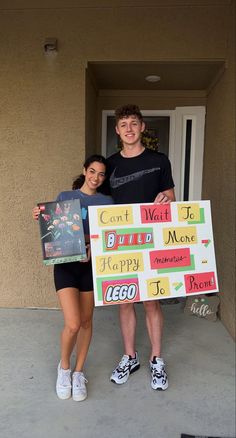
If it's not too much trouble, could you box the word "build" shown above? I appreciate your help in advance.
[104,229,154,251]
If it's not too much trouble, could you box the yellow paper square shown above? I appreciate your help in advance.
[147,277,170,298]
[96,252,144,276]
[97,206,133,227]
[163,226,197,246]
[178,203,200,222]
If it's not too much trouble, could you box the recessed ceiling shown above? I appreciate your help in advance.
[88,61,225,91]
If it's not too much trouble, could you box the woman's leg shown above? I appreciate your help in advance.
[74,291,94,371]
[57,287,81,369]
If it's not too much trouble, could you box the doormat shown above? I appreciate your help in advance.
[181,434,235,438]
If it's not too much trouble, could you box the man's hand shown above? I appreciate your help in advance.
[154,188,176,204]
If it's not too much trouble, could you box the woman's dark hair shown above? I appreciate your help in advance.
[72,154,107,190]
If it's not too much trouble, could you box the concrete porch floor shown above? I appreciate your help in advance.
[0,303,235,438]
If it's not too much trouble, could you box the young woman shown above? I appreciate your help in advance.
[33,155,113,401]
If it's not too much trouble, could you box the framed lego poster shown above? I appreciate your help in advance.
[38,199,86,265]
[88,201,218,306]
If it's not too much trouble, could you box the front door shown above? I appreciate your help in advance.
[102,106,206,201]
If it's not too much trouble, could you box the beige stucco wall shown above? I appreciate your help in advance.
[0,1,235,338]
[203,1,235,338]
[86,69,98,157]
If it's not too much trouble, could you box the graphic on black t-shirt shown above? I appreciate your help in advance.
[110,166,161,189]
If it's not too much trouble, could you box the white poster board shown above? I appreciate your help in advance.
[88,201,218,307]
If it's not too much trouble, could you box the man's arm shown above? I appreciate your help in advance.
[154,188,176,204]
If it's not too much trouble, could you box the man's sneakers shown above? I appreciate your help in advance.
[149,356,168,391]
[72,371,88,401]
[110,352,140,384]
[110,353,168,389]
[56,362,72,400]
[56,362,88,401]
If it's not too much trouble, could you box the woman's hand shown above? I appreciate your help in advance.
[32,206,41,220]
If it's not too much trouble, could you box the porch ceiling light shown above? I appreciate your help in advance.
[145,75,161,82]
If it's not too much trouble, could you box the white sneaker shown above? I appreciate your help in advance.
[110,352,140,385]
[56,361,72,400]
[149,357,168,391]
[72,371,88,401]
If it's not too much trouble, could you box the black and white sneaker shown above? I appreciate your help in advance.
[149,357,168,390]
[110,352,140,384]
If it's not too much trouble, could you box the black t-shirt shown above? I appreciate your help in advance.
[106,148,175,204]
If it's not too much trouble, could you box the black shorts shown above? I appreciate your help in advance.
[54,261,93,292]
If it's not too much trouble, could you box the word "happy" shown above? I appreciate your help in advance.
[97,253,143,274]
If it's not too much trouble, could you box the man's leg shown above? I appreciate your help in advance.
[143,300,163,358]
[143,300,168,391]
[110,303,140,384]
[119,303,136,356]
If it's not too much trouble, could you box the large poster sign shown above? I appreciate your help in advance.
[88,201,218,306]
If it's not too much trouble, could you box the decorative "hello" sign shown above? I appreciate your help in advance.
[89,201,218,307]
[184,294,220,321]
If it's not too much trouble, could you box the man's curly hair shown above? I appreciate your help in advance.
[115,104,143,124]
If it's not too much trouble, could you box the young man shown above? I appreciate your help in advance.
[106,104,175,390]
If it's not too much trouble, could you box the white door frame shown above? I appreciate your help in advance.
[101,106,205,201]
[174,106,206,201]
